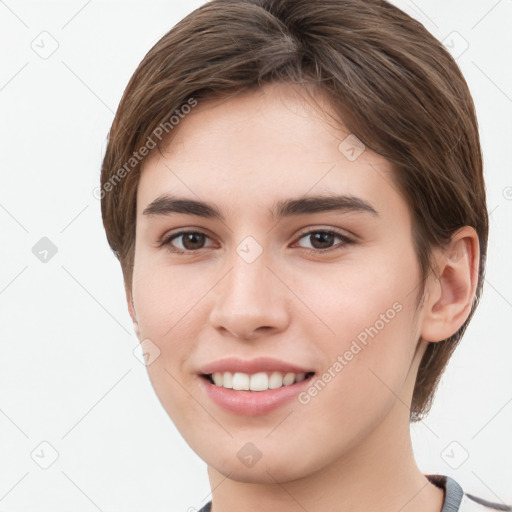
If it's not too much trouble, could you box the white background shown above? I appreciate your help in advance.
[0,1,511,510]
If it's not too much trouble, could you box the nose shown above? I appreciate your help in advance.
[208,251,290,341]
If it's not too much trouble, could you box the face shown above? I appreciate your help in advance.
[130,83,427,483]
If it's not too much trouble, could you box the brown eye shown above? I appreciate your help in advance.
[181,232,206,250]
[307,231,336,249]
[296,230,352,252]
[163,231,213,252]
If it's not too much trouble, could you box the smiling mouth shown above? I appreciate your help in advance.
[201,371,315,392]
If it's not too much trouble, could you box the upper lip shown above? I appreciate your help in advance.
[199,357,314,375]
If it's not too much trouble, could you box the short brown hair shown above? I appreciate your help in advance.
[100,0,488,421]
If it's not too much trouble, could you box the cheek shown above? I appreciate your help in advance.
[131,256,211,417]
[291,293,418,464]
[290,249,417,342]
[131,259,202,429]
[289,249,420,396]
[132,253,209,341]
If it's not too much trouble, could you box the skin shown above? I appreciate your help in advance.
[127,82,479,512]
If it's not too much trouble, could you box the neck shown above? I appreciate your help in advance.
[205,382,444,512]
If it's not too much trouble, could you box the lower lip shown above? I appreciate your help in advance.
[198,375,314,416]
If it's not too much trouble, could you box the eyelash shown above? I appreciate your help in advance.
[160,228,354,256]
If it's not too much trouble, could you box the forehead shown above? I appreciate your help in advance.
[136,83,406,222]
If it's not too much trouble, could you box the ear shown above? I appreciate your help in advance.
[125,286,141,341]
[420,226,480,343]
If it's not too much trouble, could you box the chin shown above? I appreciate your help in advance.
[210,456,311,484]
[200,439,325,484]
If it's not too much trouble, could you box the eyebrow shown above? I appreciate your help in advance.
[142,193,379,220]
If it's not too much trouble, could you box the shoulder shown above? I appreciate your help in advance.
[197,502,211,512]
[461,494,512,512]
[427,474,512,512]
[195,477,511,512]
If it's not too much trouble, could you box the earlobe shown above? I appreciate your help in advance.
[125,287,141,341]
[420,227,480,343]
[132,320,141,341]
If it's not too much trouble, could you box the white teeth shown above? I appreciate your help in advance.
[282,372,295,386]
[249,372,268,391]
[212,372,223,386]
[268,371,283,389]
[232,372,250,390]
[223,372,233,389]
[209,371,310,391]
